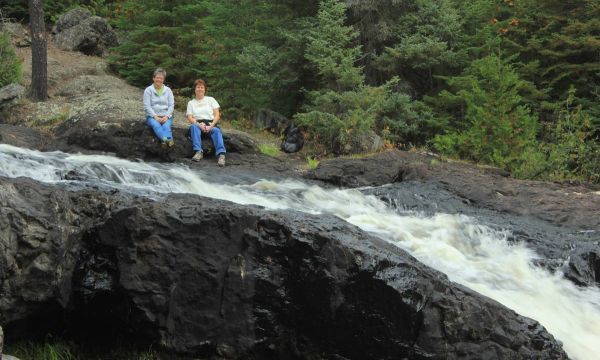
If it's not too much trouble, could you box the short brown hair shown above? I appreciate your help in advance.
[193,79,206,90]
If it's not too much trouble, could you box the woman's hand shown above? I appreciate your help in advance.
[155,115,169,124]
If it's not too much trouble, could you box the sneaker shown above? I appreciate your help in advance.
[192,151,203,162]
[217,154,226,167]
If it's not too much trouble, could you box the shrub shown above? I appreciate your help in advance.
[542,88,600,183]
[0,31,22,87]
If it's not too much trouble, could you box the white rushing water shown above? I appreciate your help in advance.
[1,144,599,359]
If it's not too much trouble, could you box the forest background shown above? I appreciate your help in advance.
[1,0,599,183]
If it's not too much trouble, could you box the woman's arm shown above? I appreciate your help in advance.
[210,108,220,128]
[143,88,157,118]
[166,88,175,118]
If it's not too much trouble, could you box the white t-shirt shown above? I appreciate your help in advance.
[186,96,220,120]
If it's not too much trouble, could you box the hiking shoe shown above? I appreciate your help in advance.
[217,154,226,167]
[192,151,203,162]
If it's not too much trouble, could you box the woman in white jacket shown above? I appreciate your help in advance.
[143,68,175,147]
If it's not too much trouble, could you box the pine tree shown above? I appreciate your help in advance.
[433,55,540,171]
[304,0,363,91]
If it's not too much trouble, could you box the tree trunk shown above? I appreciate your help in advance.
[29,0,47,101]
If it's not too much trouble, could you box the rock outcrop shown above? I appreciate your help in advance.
[0,84,25,110]
[254,108,290,134]
[308,149,430,187]
[53,8,118,56]
[0,177,568,359]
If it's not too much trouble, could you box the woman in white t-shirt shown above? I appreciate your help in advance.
[186,79,226,166]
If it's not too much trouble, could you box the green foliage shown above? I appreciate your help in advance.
[7,340,159,360]
[371,0,467,94]
[0,0,120,23]
[433,55,541,173]
[305,0,363,91]
[374,79,439,147]
[541,88,600,183]
[296,0,371,154]
[258,143,280,157]
[517,0,600,107]
[8,340,76,360]
[306,156,319,169]
[109,0,207,86]
[296,91,376,154]
[0,31,22,87]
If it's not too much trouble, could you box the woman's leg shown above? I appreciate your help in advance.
[146,116,167,140]
[162,117,174,140]
[189,124,202,151]
[209,127,226,155]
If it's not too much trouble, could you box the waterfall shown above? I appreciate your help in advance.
[1,144,599,360]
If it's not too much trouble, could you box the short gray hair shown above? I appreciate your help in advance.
[153,68,167,78]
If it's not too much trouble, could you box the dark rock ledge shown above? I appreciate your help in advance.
[0,177,567,359]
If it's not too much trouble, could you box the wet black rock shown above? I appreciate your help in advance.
[563,243,600,287]
[308,149,430,187]
[0,177,568,359]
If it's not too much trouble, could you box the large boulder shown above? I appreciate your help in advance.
[563,245,600,287]
[0,23,30,48]
[342,129,383,154]
[308,149,431,187]
[54,8,118,56]
[254,108,290,134]
[0,177,568,359]
[0,84,25,110]
[53,7,92,34]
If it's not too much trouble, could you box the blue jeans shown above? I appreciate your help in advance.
[146,116,173,142]
[189,124,226,155]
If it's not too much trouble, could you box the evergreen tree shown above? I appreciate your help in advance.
[109,0,208,87]
[194,0,301,115]
[433,55,540,172]
[372,0,466,94]
[304,0,363,91]
[295,0,368,153]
